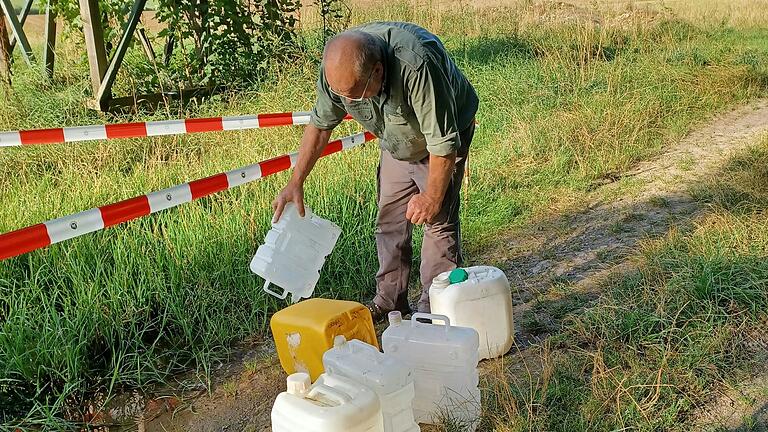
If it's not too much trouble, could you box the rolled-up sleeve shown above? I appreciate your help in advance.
[310,65,347,131]
[405,59,460,156]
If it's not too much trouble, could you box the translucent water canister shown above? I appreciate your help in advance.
[430,266,514,360]
[271,372,385,432]
[382,312,481,429]
[250,202,341,303]
[323,336,419,432]
[271,298,378,380]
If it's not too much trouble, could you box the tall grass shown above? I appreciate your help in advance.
[1,1,768,428]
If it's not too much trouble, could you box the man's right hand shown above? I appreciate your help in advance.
[272,180,305,223]
[271,124,334,223]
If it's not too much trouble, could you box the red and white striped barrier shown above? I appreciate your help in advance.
[0,131,375,260]
[0,111,353,147]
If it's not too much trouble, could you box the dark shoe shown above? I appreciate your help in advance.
[367,302,388,324]
[394,297,413,318]
[366,301,412,324]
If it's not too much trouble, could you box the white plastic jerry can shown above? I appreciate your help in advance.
[271,372,385,432]
[382,312,481,430]
[429,266,515,360]
[250,202,341,303]
[323,336,419,432]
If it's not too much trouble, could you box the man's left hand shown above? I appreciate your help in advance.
[406,193,441,225]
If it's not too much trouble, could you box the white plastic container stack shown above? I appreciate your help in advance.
[271,372,385,432]
[323,336,419,432]
[429,266,514,360]
[250,202,341,303]
[382,312,481,430]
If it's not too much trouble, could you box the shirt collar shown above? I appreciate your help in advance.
[375,36,393,104]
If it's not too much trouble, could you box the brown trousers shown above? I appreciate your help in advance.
[374,122,475,313]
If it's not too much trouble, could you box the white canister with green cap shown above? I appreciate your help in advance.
[429,266,514,360]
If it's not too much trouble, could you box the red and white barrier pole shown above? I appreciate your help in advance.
[0,111,353,147]
[0,131,375,260]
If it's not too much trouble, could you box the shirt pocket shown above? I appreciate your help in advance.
[346,101,374,122]
[383,103,412,126]
[383,105,427,161]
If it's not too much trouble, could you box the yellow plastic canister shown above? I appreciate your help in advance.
[270,298,378,380]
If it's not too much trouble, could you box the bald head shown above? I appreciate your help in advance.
[324,30,382,98]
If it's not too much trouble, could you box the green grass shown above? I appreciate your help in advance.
[482,137,768,431]
[2,1,768,429]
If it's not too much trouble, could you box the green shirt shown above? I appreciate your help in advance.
[310,22,479,162]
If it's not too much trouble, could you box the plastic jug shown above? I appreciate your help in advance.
[271,298,378,380]
[271,372,385,432]
[250,202,341,303]
[430,266,514,360]
[381,312,481,429]
[323,336,419,432]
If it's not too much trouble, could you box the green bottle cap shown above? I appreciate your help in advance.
[448,268,469,284]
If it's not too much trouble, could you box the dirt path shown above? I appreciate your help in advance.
[128,99,768,432]
[496,99,768,343]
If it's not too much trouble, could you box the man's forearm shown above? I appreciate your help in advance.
[290,125,334,185]
[425,152,456,203]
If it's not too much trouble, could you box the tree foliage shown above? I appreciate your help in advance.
[53,0,305,88]
[315,0,350,39]
[154,0,302,87]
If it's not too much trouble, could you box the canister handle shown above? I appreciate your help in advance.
[263,280,288,300]
[307,384,352,404]
[411,313,451,332]
[272,201,314,224]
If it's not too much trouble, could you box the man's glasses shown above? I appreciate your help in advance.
[329,68,374,102]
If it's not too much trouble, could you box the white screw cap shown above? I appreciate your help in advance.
[388,311,402,326]
[333,335,347,348]
[286,373,311,395]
